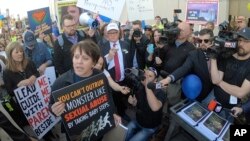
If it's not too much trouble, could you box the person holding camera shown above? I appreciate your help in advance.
[147,29,167,74]
[162,22,195,105]
[210,27,250,122]
[125,67,166,141]
[160,28,215,102]
[128,20,150,70]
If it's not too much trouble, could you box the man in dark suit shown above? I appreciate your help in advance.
[160,28,215,102]
[101,22,131,119]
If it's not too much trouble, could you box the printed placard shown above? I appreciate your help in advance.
[27,7,52,36]
[126,0,154,21]
[77,0,126,21]
[14,75,60,139]
[185,0,219,25]
[52,73,115,141]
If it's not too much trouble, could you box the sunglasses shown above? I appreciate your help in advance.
[197,39,210,44]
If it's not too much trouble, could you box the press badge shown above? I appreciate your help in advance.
[229,95,237,104]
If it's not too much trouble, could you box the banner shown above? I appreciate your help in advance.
[185,0,219,25]
[27,7,52,36]
[52,73,115,141]
[126,0,154,21]
[77,0,126,21]
[44,66,56,86]
[56,0,87,32]
[14,75,60,139]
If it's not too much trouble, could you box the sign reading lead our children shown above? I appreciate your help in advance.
[185,0,219,25]
[52,73,115,141]
[14,75,60,139]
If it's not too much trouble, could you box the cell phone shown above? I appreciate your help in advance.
[174,9,182,13]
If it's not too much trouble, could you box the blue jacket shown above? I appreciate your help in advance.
[24,42,52,68]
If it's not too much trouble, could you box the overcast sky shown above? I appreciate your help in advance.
[0,0,51,19]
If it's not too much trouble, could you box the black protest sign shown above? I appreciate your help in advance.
[52,73,115,141]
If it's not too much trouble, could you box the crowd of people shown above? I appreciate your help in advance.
[0,10,250,141]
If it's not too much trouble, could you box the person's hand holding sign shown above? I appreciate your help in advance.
[51,101,66,116]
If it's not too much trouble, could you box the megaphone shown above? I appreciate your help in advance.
[79,12,99,28]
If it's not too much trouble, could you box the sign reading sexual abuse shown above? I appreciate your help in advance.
[52,73,115,141]
[14,75,60,139]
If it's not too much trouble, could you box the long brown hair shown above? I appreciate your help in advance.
[5,41,29,72]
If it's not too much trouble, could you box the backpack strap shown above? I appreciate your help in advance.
[57,35,64,50]
[57,30,85,50]
[78,30,85,38]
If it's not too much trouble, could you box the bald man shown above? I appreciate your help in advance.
[164,22,195,73]
[163,22,195,105]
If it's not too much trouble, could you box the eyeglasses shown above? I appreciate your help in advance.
[147,67,158,77]
[197,39,210,44]
[64,24,76,28]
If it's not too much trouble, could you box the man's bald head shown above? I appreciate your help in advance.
[177,22,192,41]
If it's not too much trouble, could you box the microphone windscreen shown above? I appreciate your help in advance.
[160,70,169,78]
[147,82,155,90]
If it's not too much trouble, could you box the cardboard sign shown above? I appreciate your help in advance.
[14,75,60,139]
[56,0,87,32]
[185,0,219,25]
[44,66,56,86]
[27,7,52,36]
[52,73,115,141]
[77,0,126,21]
[126,0,154,21]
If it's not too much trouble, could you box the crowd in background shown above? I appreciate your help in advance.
[0,10,250,141]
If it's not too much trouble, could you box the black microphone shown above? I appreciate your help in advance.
[147,82,155,90]
[160,70,169,78]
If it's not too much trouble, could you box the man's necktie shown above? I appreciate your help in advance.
[113,43,121,81]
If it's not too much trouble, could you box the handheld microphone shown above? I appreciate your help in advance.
[160,70,169,78]
[147,82,162,90]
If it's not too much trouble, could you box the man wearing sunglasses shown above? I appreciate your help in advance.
[210,27,250,122]
[160,28,215,103]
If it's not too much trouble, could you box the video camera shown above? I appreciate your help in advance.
[132,29,142,38]
[124,68,163,92]
[159,22,180,45]
[124,68,145,92]
[207,21,237,58]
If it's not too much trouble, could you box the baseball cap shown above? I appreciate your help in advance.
[107,23,119,32]
[23,30,36,47]
[144,25,152,31]
[147,67,158,77]
[236,27,250,40]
